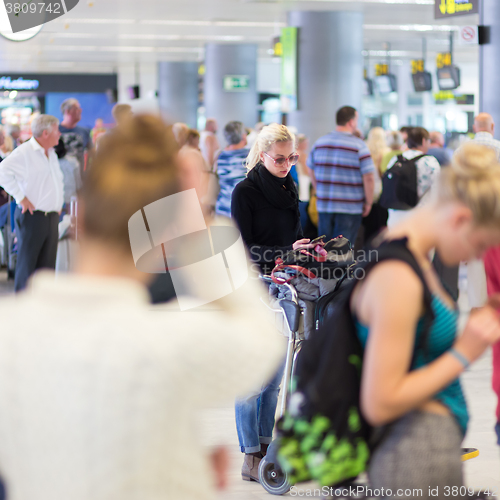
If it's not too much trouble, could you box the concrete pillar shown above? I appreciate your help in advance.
[287,11,364,145]
[396,61,411,128]
[480,0,500,135]
[204,44,258,132]
[158,61,199,127]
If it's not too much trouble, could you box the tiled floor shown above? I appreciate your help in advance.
[203,349,500,499]
[0,269,14,296]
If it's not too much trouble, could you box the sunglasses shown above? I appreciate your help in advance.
[263,151,299,167]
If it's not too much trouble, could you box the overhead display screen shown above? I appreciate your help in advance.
[375,74,397,94]
[412,72,433,92]
[437,66,461,91]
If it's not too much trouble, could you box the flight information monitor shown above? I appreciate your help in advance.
[412,71,433,92]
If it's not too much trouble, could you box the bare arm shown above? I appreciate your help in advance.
[355,261,500,426]
[205,134,220,168]
[308,167,317,190]
[362,172,374,217]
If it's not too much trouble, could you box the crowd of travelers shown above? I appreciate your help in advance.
[0,100,499,500]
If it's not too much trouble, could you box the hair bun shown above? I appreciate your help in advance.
[451,142,499,180]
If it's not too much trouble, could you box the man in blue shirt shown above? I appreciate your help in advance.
[428,131,452,167]
[307,106,375,244]
[59,98,91,177]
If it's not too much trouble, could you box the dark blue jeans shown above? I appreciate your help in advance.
[318,212,362,245]
[235,364,284,453]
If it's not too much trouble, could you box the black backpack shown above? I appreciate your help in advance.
[276,238,434,488]
[379,154,426,210]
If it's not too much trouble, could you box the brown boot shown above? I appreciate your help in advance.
[241,453,262,482]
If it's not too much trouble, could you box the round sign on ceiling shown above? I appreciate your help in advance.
[0,1,43,42]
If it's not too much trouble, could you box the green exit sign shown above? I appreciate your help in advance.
[223,75,250,92]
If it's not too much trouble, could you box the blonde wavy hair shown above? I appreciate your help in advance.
[366,127,389,173]
[246,123,296,171]
[437,142,500,227]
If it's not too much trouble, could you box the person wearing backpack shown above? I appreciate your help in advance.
[385,127,440,228]
[349,143,500,498]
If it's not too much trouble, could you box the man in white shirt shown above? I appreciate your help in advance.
[470,112,500,160]
[0,114,63,291]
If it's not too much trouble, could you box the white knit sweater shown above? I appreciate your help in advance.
[0,271,284,500]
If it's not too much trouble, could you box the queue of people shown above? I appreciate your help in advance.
[0,104,499,500]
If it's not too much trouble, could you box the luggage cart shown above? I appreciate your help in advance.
[258,275,305,495]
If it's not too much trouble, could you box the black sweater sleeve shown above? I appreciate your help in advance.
[231,182,294,266]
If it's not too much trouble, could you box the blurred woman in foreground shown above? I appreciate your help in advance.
[351,143,500,498]
[0,115,283,500]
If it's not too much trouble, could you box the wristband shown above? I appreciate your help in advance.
[449,348,470,369]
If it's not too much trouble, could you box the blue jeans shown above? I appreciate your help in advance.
[235,364,284,453]
[318,212,362,245]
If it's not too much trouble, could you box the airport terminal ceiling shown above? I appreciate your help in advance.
[0,0,480,73]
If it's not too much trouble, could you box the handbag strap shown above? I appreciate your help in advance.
[271,263,317,284]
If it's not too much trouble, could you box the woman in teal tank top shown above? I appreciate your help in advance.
[350,143,500,499]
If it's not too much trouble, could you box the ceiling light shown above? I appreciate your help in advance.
[139,19,285,28]
[9,90,17,99]
[214,21,285,27]
[364,24,459,31]
[362,49,414,56]
[140,20,212,26]
[55,18,136,24]
[49,32,108,38]
[43,45,203,53]
[48,32,269,42]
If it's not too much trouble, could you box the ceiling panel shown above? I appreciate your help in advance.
[0,0,480,72]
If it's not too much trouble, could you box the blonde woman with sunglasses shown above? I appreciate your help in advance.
[230,123,317,482]
[231,123,314,277]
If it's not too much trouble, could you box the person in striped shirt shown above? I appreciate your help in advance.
[307,106,375,245]
[215,121,248,218]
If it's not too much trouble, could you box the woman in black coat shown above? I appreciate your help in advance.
[231,124,312,275]
[231,123,316,482]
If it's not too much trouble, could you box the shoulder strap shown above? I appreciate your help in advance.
[360,238,435,356]
[409,153,426,163]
